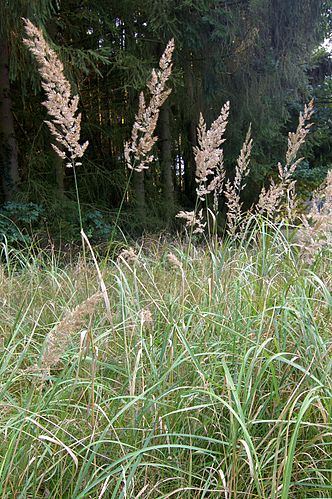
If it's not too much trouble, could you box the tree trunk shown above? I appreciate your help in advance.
[133,170,146,225]
[183,67,199,203]
[184,119,197,201]
[0,37,19,201]
[159,102,174,220]
[53,149,65,198]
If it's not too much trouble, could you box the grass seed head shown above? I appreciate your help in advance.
[40,292,102,370]
[125,39,174,173]
[23,19,88,166]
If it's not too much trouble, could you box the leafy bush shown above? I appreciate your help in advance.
[82,210,113,241]
[0,201,44,244]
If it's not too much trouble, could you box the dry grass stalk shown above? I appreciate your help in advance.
[176,104,229,233]
[0,267,9,303]
[40,292,102,370]
[176,209,206,234]
[118,247,139,264]
[81,229,111,316]
[124,39,174,173]
[298,170,332,262]
[195,102,230,208]
[224,125,252,236]
[140,308,153,328]
[167,252,182,270]
[256,100,314,218]
[23,19,88,166]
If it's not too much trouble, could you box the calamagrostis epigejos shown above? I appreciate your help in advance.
[176,103,230,233]
[195,102,230,206]
[224,124,252,236]
[167,252,182,270]
[117,247,139,264]
[40,292,102,370]
[256,100,314,218]
[23,19,88,166]
[176,209,206,234]
[298,169,332,262]
[124,39,174,173]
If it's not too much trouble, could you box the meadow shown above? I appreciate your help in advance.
[0,19,331,498]
[0,220,332,498]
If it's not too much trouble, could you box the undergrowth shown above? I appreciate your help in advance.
[0,21,331,499]
[0,219,331,498]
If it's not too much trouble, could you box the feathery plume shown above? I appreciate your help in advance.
[286,100,314,166]
[117,247,139,264]
[167,252,182,270]
[40,292,102,370]
[224,125,252,236]
[256,100,314,218]
[125,39,174,173]
[23,19,88,166]
[195,102,230,207]
[256,179,284,217]
[175,104,229,234]
[298,169,332,262]
[176,209,206,234]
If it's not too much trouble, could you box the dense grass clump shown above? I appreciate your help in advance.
[0,221,331,498]
[0,19,328,499]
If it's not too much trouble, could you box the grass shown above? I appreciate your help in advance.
[11,19,331,498]
[0,219,331,498]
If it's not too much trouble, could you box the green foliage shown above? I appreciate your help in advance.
[294,160,330,197]
[0,201,44,243]
[0,223,331,496]
[2,0,331,231]
[82,209,113,241]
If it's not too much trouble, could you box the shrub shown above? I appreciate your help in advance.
[0,201,44,244]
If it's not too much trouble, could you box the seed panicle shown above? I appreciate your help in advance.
[256,100,314,218]
[225,125,252,236]
[195,102,230,205]
[23,19,88,166]
[40,292,102,371]
[125,39,174,173]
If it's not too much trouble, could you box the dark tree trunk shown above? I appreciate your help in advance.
[0,37,19,201]
[184,119,197,202]
[159,102,174,220]
[53,149,65,198]
[133,170,146,225]
[183,67,199,203]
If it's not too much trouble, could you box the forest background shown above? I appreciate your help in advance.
[1,0,332,242]
[2,3,332,496]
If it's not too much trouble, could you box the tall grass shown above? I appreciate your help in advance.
[1,19,330,499]
[1,220,331,498]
